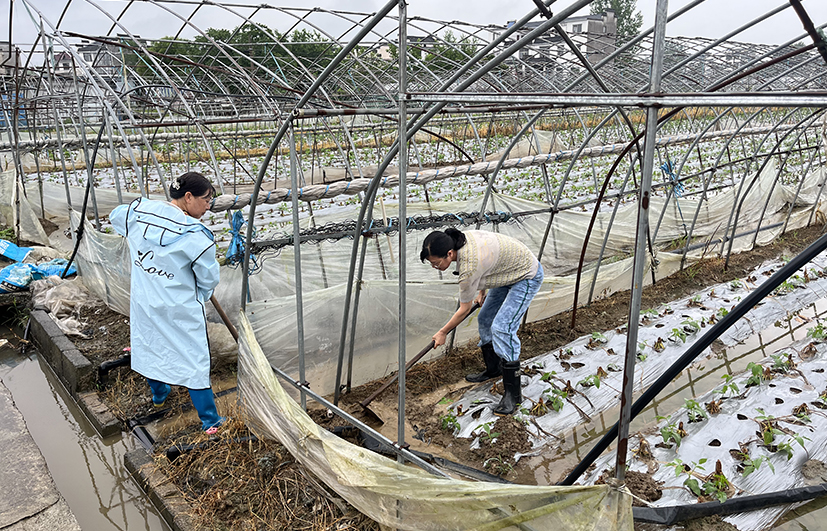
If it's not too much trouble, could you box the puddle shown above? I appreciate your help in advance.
[0,325,168,531]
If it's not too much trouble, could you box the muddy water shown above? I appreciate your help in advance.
[0,324,168,531]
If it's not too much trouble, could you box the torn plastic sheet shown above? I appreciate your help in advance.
[447,249,827,458]
[237,312,635,531]
[579,335,827,531]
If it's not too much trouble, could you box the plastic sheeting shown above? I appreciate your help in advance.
[0,169,49,245]
[237,311,634,531]
[580,333,827,531]
[30,276,98,337]
[69,160,827,396]
[446,251,827,457]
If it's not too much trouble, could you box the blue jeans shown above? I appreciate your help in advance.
[477,264,544,362]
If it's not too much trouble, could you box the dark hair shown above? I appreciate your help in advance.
[420,228,466,262]
[169,172,215,200]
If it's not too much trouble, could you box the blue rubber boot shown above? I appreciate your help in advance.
[147,379,171,408]
[188,388,225,431]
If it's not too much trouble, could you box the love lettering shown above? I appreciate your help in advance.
[135,250,175,280]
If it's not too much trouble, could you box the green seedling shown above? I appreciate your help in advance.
[682,317,701,333]
[741,454,774,478]
[578,373,601,389]
[439,410,460,433]
[640,308,659,321]
[807,322,827,342]
[540,369,558,382]
[745,362,766,387]
[475,422,501,445]
[685,398,708,422]
[688,294,703,307]
[543,387,568,412]
[666,458,707,497]
[717,307,729,318]
[770,353,795,373]
[717,374,740,397]
[669,327,687,343]
[657,416,684,448]
[483,455,513,476]
[702,461,731,503]
[730,280,743,290]
[587,331,608,349]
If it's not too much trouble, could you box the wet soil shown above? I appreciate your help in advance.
[597,469,663,507]
[60,224,826,529]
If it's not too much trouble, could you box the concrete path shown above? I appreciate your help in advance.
[0,379,80,531]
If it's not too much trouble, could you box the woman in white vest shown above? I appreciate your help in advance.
[421,228,543,416]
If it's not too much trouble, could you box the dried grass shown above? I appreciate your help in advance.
[153,403,380,531]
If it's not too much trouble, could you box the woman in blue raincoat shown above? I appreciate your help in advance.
[111,172,224,432]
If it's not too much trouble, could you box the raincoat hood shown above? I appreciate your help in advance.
[127,198,214,247]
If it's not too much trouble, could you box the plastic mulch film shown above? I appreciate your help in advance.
[237,311,634,531]
[0,169,49,245]
[446,250,827,459]
[579,335,827,531]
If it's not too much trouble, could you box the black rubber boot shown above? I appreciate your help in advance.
[466,343,502,383]
[493,360,522,416]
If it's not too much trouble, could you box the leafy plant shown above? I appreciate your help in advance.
[807,322,827,342]
[543,387,568,412]
[439,410,460,433]
[640,308,659,320]
[702,461,731,503]
[685,398,708,422]
[669,327,687,343]
[0,225,14,241]
[741,454,774,477]
[770,353,795,373]
[717,307,729,318]
[730,280,743,290]
[682,318,701,333]
[657,416,684,448]
[745,362,766,387]
[475,422,501,445]
[483,455,513,476]
[666,458,707,497]
[578,373,602,389]
[717,374,740,397]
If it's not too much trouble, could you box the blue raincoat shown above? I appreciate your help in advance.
[110,198,220,389]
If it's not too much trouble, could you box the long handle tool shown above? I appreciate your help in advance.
[360,302,479,410]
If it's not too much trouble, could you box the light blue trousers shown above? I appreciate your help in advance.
[477,264,544,362]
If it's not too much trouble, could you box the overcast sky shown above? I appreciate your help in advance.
[6,0,827,51]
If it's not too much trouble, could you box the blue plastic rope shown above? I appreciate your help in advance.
[225,210,258,273]
[661,160,688,236]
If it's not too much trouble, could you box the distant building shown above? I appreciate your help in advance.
[0,42,21,76]
[493,10,618,65]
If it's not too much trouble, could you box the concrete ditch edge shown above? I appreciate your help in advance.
[28,309,120,437]
[124,448,197,531]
